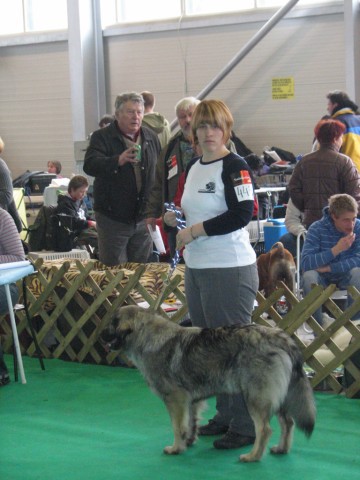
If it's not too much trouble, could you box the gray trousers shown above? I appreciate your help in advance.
[185,263,259,436]
[95,212,152,266]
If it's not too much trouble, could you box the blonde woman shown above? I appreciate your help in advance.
[164,99,258,450]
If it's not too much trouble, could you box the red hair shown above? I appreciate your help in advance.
[314,119,346,145]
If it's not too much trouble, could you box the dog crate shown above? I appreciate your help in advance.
[28,249,90,262]
[263,219,287,252]
[245,219,267,244]
[256,174,288,187]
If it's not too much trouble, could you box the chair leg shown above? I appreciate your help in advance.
[21,278,45,371]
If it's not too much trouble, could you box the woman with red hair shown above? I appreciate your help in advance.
[289,118,360,229]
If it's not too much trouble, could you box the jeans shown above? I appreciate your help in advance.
[302,267,360,325]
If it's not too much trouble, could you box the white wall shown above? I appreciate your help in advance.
[0,10,346,178]
[105,12,345,157]
[0,41,73,178]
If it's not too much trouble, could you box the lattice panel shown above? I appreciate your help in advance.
[0,259,187,366]
[253,283,360,398]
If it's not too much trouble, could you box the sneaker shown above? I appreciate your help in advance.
[198,419,228,436]
[213,431,255,449]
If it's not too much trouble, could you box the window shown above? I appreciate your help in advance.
[115,0,180,23]
[0,0,340,35]
[185,0,254,16]
[257,0,333,5]
[24,0,67,32]
[102,0,339,27]
[0,0,23,35]
[0,0,67,35]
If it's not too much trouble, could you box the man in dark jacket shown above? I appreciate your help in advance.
[84,92,161,266]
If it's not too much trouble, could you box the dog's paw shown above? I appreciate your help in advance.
[239,453,260,463]
[186,435,197,447]
[163,445,183,455]
[270,445,288,455]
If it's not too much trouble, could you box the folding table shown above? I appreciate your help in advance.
[0,261,37,384]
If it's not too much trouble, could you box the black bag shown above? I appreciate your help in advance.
[270,146,296,164]
[28,206,76,252]
[53,213,76,252]
[28,205,57,251]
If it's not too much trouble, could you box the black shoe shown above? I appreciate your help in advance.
[0,372,10,387]
[198,419,229,436]
[213,431,255,449]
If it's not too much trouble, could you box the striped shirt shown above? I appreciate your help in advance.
[301,206,360,274]
[0,207,25,264]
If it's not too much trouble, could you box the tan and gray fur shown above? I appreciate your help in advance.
[257,242,296,297]
[101,305,315,463]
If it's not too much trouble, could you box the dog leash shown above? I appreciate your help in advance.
[164,202,186,285]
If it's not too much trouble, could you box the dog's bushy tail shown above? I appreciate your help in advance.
[285,361,316,437]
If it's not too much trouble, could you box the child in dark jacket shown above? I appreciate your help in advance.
[56,175,98,252]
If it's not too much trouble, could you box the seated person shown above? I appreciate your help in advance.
[56,175,98,252]
[0,207,26,386]
[301,194,360,326]
[279,198,306,260]
[47,160,63,178]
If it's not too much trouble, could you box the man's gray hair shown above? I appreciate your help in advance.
[114,92,144,113]
[175,96,200,116]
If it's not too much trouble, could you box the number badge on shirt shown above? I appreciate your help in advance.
[231,170,254,202]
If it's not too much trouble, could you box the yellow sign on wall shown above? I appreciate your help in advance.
[272,77,294,100]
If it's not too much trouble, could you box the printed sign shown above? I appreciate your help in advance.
[272,77,294,100]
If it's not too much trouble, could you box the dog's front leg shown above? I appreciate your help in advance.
[163,390,191,455]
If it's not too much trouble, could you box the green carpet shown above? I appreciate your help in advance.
[0,355,359,480]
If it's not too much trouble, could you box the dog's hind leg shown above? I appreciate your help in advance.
[163,390,192,455]
[187,400,206,447]
[240,408,272,463]
[270,411,294,455]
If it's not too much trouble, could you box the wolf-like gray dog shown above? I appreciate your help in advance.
[101,305,316,462]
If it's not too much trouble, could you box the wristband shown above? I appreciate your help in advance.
[190,226,198,240]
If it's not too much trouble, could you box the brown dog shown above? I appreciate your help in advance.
[257,242,296,297]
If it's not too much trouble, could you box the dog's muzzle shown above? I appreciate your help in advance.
[103,338,119,353]
[99,325,119,352]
